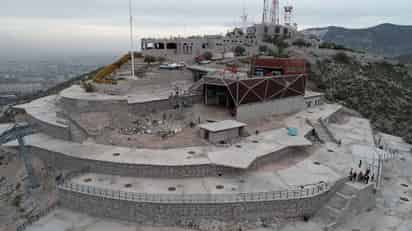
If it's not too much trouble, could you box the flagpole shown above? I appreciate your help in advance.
[129,0,135,77]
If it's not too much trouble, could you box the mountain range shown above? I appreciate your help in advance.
[303,23,412,57]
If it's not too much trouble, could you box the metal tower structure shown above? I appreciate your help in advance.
[270,0,280,25]
[284,6,293,25]
[262,0,270,24]
[128,0,135,78]
[240,7,248,33]
[0,123,39,190]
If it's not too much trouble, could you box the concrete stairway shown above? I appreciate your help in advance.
[313,122,334,144]
[313,118,340,144]
[316,182,357,231]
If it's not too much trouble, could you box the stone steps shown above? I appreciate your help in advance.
[316,182,361,231]
[328,193,349,210]
[313,123,333,144]
[338,183,357,197]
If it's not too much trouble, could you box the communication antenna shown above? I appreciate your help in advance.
[262,0,270,24]
[241,5,248,32]
[284,6,293,26]
[270,0,280,24]
[129,0,135,77]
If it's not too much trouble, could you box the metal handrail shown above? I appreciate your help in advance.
[58,181,330,204]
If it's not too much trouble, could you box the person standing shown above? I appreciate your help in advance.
[358,172,364,182]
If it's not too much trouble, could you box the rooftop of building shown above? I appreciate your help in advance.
[198,120,247,132]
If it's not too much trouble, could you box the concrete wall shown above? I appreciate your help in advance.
[58,187,332,226]
[29,143,302,179]
[236,96,305,122]
[26,114,71,141]
[30,146,243,178]
[60,97,130,128]
[249,147,297,170]
[305,96,324,109]
[346,183,376,215]
[60,95,202,129]
[208,128,240,144]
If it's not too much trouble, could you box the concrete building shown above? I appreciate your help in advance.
[0,44,390,231]
[141,24,297,57]
[198,120,246,144]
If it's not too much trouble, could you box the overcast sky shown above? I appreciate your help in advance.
[1,0,411,59]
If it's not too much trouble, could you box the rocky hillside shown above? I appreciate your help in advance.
[304,49,412,143]
[396,54,412,64]
[303,23,412,57]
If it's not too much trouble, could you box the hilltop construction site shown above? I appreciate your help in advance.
[1,1,412,231]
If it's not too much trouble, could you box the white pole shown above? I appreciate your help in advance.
[129,0,135,77]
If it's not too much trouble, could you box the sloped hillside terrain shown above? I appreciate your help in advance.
[304,23,412,57]
[304,49,412,143]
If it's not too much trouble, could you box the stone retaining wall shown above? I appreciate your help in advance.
[60,94,202,116]
[236,96,306,122]
[29,145,298,178]
[30,146,242,178]
[58,182,334,226]
[26,114,70,141]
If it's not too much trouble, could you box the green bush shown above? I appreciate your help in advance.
[234,46,246,56]
[202,51,213,60]
[157,56,166,64]
[81,81,95,93]
[292,38,311,47]
[319,42,356,52]
[144,55,156,64]
[333,52,351,64]
[12,194,22,207]
[259,45,268,53]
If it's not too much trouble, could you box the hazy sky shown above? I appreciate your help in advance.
[1,0,411,58]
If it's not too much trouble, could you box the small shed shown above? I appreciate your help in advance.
[198,120,247,144]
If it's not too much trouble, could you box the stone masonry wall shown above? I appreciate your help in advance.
[236,96,306,122]
[26,114,71,141]
[30,146,243,178]
[29,144,299,178]
[58,188,333,226]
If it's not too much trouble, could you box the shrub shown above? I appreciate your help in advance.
[81,81,95,93]
[293,38,311,47]
[202,51,213,60]
[234,46,246,56]
[259,45,268,53]
[144,55,156,64]
[157,56,166,64]
[12,194,22,207]
[333,52,351,64]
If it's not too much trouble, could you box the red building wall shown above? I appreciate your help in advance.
[254,58,306,76]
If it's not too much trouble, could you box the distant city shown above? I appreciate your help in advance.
[0,55,117,104]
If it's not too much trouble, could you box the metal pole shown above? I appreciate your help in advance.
[129,0,135,77]
[17,136,39,190]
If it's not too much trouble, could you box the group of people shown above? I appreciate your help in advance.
[349,167,374,184]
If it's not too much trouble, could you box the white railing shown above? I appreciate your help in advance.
[0,184,14,196]
[16,202,59,231]
[58,181,330,204]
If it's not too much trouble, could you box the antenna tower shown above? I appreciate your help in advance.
[262,0,270,24]
[128,0,135,77]
[270,0,280,24]
[241,7,248,32]
[284,6,293,25]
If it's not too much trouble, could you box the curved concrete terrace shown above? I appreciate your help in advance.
[60,175,333,203]
[10,94,343,170]
[13,95,70,140]
[5,128,311,169]
[60,83,196,105]
[14,95,67,129]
